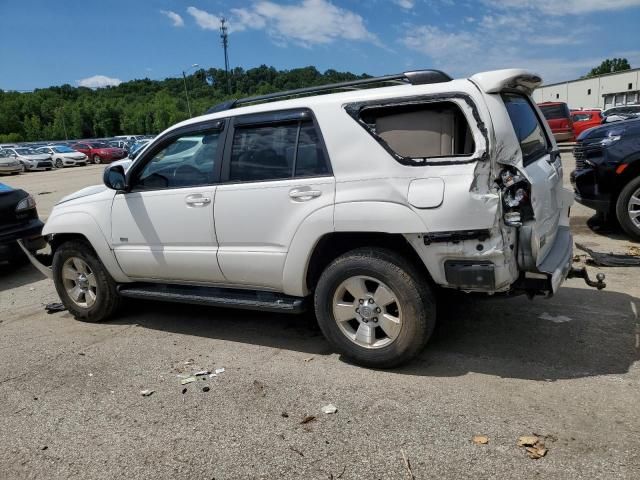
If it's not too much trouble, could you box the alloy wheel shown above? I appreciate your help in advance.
[61,257,98,308]
[627,187,640,229]
[332,275,402,349]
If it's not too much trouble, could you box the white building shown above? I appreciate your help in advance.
[532,68,640,110]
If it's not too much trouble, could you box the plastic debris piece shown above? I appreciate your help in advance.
[300,415,316,424]
[184,359,194,365]
[517,435,539,447]
[140,389,154,397]
[181,388,187,394]
[576,243,640,267]
[45,302,66,314]
[194,370,210,376]
[472,435,489,445]
[180,376,196,385]
[539,312,572,323]
[214,368,225,374]
[209,373,217,378]
[304,356,314,362]
[88,373,93,377]
[202,386,210,392]
[321,404,338,414]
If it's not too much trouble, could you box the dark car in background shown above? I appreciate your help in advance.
[571,118,640,239]
[571,110,603,138]
[538,102,574,142]
[72,142,127,164]
[0,182,45,265]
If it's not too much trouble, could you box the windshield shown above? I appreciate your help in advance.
[539,103,570,120]
[15,148,38,155]
[53,146,76,153]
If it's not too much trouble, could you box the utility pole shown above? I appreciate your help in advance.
[182,71,193,118]
[220,17,231,94]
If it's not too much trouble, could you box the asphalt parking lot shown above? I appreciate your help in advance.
[1,155,639,479]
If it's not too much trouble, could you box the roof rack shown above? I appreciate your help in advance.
[206,69,452,114]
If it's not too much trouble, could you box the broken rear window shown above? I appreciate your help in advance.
[356,101,476,161]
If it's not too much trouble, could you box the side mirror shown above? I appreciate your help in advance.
[103,164,127,191]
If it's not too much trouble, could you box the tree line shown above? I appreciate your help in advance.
[0,66,368,143]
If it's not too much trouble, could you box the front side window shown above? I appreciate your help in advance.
[135,131,221,190]
[229,119,329,182]
[502,93,549,166]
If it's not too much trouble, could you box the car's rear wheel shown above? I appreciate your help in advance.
[55,158,64,168]
[93,155,102,164]
[314,248,435,368]
[616,176,640,240]
[52,240,121,322]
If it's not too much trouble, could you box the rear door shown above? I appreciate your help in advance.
[501,93,566,264]
[214,109,335,291]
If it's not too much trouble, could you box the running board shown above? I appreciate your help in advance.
[118,283,307,314]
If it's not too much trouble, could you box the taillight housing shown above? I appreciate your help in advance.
[499,167,533,227]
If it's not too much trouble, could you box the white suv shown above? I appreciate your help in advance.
[22,69,604,368]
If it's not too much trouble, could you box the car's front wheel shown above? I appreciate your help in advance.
[55,158,64,168]
[93,155,102,164]
[616,176,640,240]
[52,240,121,322]
[314,248,435,368]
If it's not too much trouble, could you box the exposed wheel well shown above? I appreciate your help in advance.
[305,232,432,292]
[49,233,93,255]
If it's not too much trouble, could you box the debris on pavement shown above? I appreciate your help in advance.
[517,435,548,459]
[140,389,154,397]
[40,445,48,451]
[214,367,225,374]
[321,404,338,414]
[44,302,66,314]
[202,386,210,392]
[539,312,572,323]
[576,243,640,267]
[209,373,217,378]
[180,376,197,385]
[281,412,289,418]
[472,435,489,445]
[304,356,314,362]
[401,449,415,480]
[184,359,194,365]
[289,446,304,457]
[300,415,316,424]
[181,388,187,394]
[194,370,210,376]
[252,380,266,397]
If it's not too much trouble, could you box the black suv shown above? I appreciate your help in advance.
[570,118,640,239]
[0,183,45,264]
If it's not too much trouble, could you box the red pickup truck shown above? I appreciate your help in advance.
[538,102,574,142]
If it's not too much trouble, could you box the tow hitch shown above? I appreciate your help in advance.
[568,267,606,290]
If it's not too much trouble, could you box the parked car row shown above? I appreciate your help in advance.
[537,102,640,143]
[0,135,155,175]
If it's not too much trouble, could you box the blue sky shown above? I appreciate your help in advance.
[1,0,640,91]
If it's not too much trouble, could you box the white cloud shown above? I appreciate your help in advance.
[160,10,184,27]
[393,0,416,9]
[77,75,122,88]
[482,0,640,15]
[187,6,221,30]
[190,0,377,47]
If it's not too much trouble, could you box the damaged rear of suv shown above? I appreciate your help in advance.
[23,68,604,368]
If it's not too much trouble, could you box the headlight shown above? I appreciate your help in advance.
[16,195,36,212]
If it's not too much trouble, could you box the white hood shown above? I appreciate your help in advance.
[57,184,107,204]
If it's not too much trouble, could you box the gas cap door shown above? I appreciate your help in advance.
[407,178,445,209]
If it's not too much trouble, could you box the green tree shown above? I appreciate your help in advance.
[586,58,631,78]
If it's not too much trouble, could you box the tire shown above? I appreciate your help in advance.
[19,163,26,173]
[52,240,121,322]
[314,248,435,368]
[93,155,102,164]
[55,158,64,168]
[615,176,640,240]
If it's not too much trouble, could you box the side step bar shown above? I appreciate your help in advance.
[118,283,307,314]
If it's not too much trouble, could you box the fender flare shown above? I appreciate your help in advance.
[43,211,129,283]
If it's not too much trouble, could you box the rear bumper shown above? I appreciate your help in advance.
[553,131,574,142]
[536,226,573,294]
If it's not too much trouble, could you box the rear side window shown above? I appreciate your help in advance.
[539,103,570,120]
[229,120,329,182]
[572,113,591,122]
[358,102,475,160]
[502,93,549,166]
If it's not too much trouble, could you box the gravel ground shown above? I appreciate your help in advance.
[1,156,639,479]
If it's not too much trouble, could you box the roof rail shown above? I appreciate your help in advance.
[206,69,452,114]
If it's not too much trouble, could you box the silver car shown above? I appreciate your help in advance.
[0,153,23,175]
[1,147,53,171]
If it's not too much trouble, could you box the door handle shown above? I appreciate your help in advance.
[289,188,322,201]
[185,194,211,207]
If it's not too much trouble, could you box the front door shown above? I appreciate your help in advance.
[111,123,226,283]
[214,110,335,290]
